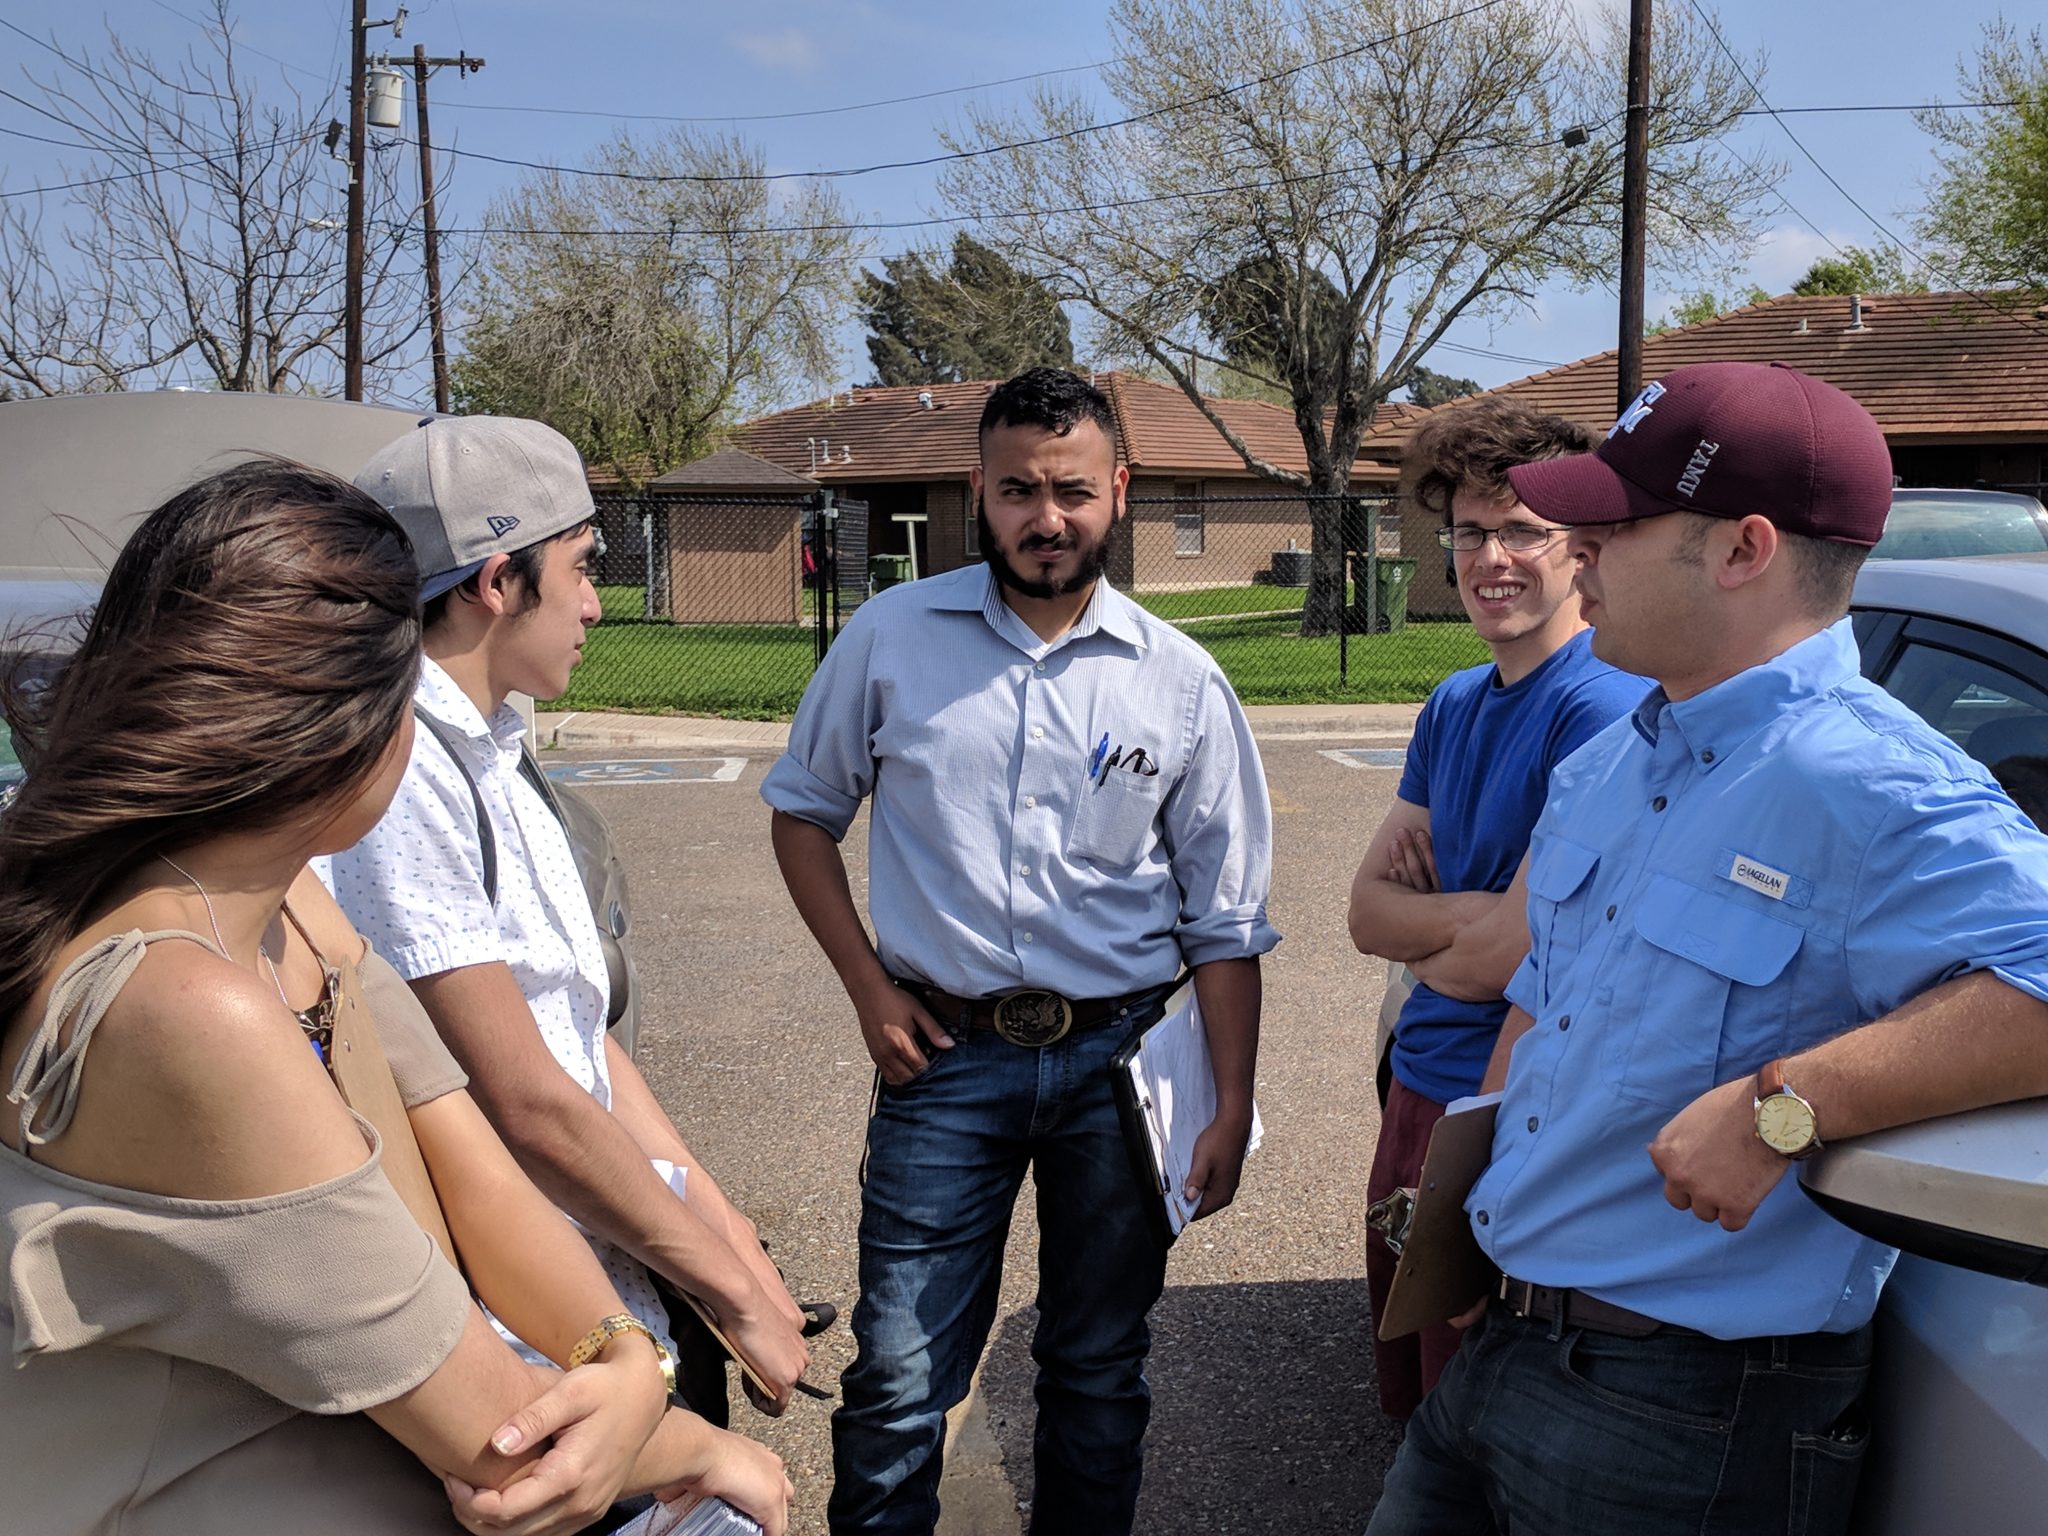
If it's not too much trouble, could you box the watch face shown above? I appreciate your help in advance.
[1757,1093,1816,1154]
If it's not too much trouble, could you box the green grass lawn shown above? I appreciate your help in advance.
[1134,583,1312,620]
[550,608,1483,717]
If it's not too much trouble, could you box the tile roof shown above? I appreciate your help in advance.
[648,446,818,491]
[1362,291,2048,457]
[731,372,1409,484]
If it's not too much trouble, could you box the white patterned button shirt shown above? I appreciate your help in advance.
[320,657,669,1358]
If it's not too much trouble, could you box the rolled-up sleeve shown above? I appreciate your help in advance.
[1848,765,2048,1014]
[761,613,879,840]
[1162,669,1281,966]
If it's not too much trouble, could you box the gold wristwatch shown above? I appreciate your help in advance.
[568,1313,678,1395]
[1753,1058,1823,1160]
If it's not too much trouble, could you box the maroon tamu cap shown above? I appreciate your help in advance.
[1506,361,1894,545]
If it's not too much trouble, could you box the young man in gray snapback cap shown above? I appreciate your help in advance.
[323,415,814,1424]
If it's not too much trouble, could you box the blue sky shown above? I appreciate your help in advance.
[0,0,2025,404]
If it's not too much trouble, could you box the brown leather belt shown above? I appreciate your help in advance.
[895,978,1170,1048]
[1495,1275,1697,1339]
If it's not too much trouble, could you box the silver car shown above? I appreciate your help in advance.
[0,391,639,1055]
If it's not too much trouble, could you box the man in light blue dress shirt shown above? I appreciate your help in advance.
[763,369,1279,1535]
[1367,362,2048,1535]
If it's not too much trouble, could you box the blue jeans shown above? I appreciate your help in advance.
[1366,1304,1872,1536]
[828,1013,1170,1536]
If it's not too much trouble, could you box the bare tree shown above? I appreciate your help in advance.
[451,130,862,487]
[0,0,425,397]
[939,0,1777,632]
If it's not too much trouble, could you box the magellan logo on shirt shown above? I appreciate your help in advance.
[1726,853,1789,901]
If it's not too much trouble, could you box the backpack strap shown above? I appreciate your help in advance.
[412,704,497,907]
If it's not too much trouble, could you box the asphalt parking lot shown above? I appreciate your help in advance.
[554,722,1415,1534]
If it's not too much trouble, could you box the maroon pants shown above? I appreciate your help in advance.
[1365,1076,1466,1420]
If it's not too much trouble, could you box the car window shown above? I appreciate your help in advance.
[1873,495,2048,561]
[1879,641,2048,815]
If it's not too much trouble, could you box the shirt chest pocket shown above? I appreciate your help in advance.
[1610,875,1804,1106]
[1068,772,1164,869]
[1527,835,1602,1015]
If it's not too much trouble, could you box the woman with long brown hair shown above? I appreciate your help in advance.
[0,459,790,1535]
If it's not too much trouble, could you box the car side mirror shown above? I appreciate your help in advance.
[1800,1100,2048,1286]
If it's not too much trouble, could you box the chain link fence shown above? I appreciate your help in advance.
[546,489,1484,718]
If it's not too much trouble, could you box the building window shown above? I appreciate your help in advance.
[1173,479,1204,557]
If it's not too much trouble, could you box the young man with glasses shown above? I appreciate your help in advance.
[1348,396,1645,1419]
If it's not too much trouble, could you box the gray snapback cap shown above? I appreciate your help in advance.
[354,415,598,599]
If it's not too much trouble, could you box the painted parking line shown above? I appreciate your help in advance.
[543,757,747,785]
[1319,747,1407,770]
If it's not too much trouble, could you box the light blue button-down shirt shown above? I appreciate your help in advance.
[1474,620,2048,1338]
[761,564,1279,999]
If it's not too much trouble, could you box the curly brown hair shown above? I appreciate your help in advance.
[1402,396,1596,520]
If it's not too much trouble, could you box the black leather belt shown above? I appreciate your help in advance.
[1495,1275,1697,1339]
[895,978,1170,1048]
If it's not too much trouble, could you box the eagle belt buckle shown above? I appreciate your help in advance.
[992,990,1073,1047]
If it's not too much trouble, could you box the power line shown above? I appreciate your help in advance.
[1683,0,2048,344]
[436,62,1109,127]
[400,125,1579,242]
[1733,99,2016,117]
[408,0,1510,186]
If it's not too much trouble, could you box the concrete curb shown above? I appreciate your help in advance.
[536,702,1422,755]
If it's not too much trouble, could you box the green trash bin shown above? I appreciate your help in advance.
[869,553,913,591]
[1375,557,1415,631]
[1345,554,1415,632]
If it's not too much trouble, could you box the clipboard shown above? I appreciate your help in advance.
[1110,978,1264,1248]
[1376,1098,1500,1341]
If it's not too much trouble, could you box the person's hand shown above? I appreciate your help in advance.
[1648,1074,1790,1232]
[851,975,954,1086]
[1183,1110,1253,1221]
[1386,826,1440,893]
[652,1426,794,1536]
[730,1216,808,1339]
[720,1284,810,1417]
[444,1348,668,1536]
[1447,1296,1490,1329]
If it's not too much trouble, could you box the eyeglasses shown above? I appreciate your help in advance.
[1436,522,1569,553]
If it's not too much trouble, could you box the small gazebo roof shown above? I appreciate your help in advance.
[650,447,820,492]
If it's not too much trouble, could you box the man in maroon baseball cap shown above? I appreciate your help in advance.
[1366,360,2048,1535]
[1500,361,1892,694]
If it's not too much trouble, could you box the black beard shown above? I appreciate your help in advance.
[976,499,1114,601]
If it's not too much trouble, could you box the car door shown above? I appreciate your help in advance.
[1844,604,2048,1536]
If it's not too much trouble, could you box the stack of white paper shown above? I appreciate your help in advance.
[1122,989,1264,1237]
[618,1495,762,1535]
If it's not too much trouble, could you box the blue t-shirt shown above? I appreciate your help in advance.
[1391,630,1645,1103]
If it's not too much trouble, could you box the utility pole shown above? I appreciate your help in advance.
[344,4,405,400]
[411,46,484,413]
[345,0,368,400]
[1616,0,1652,413]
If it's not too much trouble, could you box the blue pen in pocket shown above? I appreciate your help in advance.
[1085,731,1109,784]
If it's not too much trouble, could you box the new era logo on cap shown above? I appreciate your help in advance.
[1505,362,1894,546]
[353,416,596,596]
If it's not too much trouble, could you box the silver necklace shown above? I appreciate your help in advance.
[156,853,293,1011]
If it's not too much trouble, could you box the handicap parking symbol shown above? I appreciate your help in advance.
[544,757,746,786]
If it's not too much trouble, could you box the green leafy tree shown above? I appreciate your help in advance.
[1790,245,1923,295]
[939,0,1777,633]
[859,234,1073,385]
[452,129,859,486]
[1646,284,1769,333]
[1916,21,2048,287]
[1401,365,1480,407]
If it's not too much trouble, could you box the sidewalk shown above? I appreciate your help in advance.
[535,701,1422,753]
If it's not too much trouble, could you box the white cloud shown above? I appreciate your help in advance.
[728,27,825,73]
[1744,224,1853,294]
